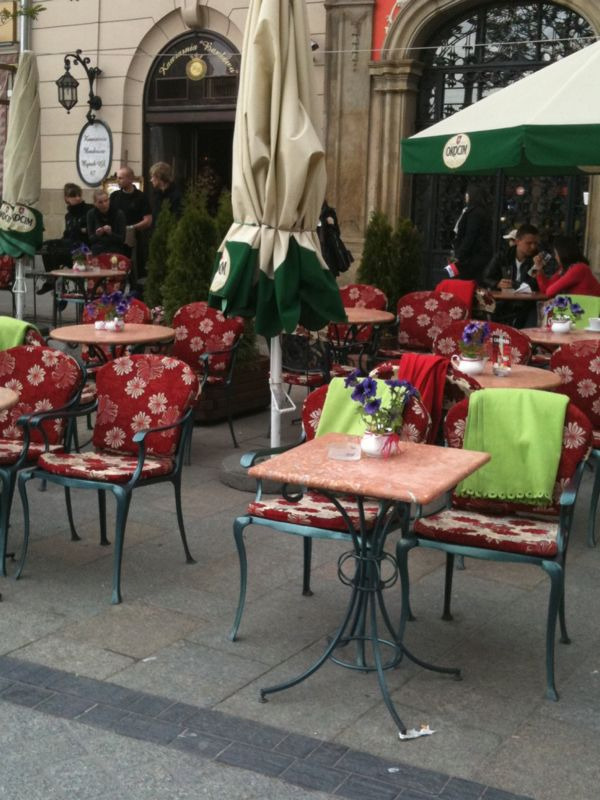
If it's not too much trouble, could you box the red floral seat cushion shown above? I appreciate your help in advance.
[327,284,388,346]
[248,491,383,532]
[414,508,560,557]
[551,340,600,443]
[86,253,132,294]
[172,301,245,380]
[394,291,469,351]
[433,320,532,364]
[0,441,63,465]
[0,346,82,445]
[0,255,14,289]
[93,354,199,457]
[37,450,173,483]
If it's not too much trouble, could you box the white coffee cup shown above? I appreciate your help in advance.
[588,317,600,331]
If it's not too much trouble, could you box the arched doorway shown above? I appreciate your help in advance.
[144,31,240,206]
[411,1,594,285]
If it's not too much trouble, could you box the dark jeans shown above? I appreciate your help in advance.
[40,240,73,272]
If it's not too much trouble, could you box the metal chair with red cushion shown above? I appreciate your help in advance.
[17,354,200,604]
[86,252,132,294]
[171,301,245,448]
[378,290,469,358]
[0,345,84,575]
[432,319,533,364]
[398,394,592,701]
[327,283,388,367]
[550,339,600,546]
[229,381,432,640]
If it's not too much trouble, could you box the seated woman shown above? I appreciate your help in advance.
[532,235,600,297]
[86,189,128,256]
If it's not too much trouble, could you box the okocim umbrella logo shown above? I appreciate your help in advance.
[442,133,471,169]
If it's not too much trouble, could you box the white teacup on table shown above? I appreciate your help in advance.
[588,317,600,331]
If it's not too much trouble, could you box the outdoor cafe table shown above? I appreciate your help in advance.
[0,387,18,412]
[49,268,126,326]
[248,432,490,733]
[490,290,546,302]
[521,326,600,349]
[472,362,561,391]
[49,323,176,363]
[334,307,396,368]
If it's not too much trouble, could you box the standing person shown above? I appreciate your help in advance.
[109,166,152,281]
[149,162,182,223]
[531,235,600,297]
[86,189,127,256]
[483,223,541,327]
[38,183,92,294]
[451,183,493,282]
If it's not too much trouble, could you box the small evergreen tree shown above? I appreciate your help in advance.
[161,188,220,323]
[214,190,233,241]
[144,201,175,309]
[358,211,423,310]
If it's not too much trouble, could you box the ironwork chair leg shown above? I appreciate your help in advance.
[98,489,109,546]
[226,385,238,448]
[541,560,564,701]
[173,477,195,564]
[230,516,250,641]
[0,475,16,577]
[65,487,81,541]
[111,488,131,605]
[302,537,313,596]
[15,473,32,579]
[442,553,455,620]
[396,538,417,638]
[587,452,600,547]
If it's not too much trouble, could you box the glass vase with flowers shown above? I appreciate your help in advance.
[450,321,490,376]
[344,370,418,458]
[85,291,131,331]
[543,295,584,333]
[70,243,91,272]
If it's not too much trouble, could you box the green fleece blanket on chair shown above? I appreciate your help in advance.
[316,377,396,437]
[0,316,39,350]
[568,295,600,330]
[456,388,568,505]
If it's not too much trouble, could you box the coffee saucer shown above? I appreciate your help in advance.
[584,326,600,332]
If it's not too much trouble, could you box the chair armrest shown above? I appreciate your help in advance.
[132,416,188,443]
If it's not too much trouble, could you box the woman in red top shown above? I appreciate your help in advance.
[533,235,600,297]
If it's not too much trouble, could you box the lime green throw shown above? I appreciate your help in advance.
[456,388,568,505]
[568,295,600,330]
[0,316,38,350]
[316,377,396,437]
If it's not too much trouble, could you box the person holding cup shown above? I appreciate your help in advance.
[531,235,600,298]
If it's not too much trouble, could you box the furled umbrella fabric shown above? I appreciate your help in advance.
[208,0,345,338]
[401,40,600,176]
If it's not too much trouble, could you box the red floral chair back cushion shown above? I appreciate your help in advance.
[444,397,591,515]
[550,340,600,431]
[93,354,199,457]
[396,291,469,350]
[327,283,388,345]
[433,320,532,364]
[86,253,132,294]
[301,380,432,443]
[0,255,15,289]
[0,346,83,444]
[172,302,245,381]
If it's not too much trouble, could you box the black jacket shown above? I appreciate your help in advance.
[86,206,127,255]
[483,248,538,291]
[453,206,493,282]
[63,202,93,246]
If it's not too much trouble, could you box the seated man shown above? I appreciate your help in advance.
[38,182,92,294]
[482,224,540,328]
[87,189,127,256]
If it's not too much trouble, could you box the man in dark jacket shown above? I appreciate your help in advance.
[109,166,152,282]
[451,184,493,282]
[87,189,128,256]
[38,183,92,294]
[149,161,182,223]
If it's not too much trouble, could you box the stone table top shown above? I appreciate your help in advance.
[343,307,395,325]
[522,326,600,348]
[49,323,175,347]
[473,362,562,390]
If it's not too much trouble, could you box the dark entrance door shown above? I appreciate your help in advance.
[412,2,593,287]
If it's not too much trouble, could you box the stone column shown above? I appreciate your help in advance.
[366,59,422,225]
[323,0,375,247]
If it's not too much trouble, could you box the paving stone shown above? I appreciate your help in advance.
[170,728,231,758]
[157,701,199,724]
[306,741,349,766]
[35,692,97,719]
[186,708,287,750]
[77,703,129,729]
[126,691,177,718]
[275,732,322,758]
[110,712,181,745]
[335,749,449,796]
[15,635,135,679]
[1,683,54,707]
[280,759,346,793]
[440,777,487,799]
[216,741,294,777]
[334,774,400,800]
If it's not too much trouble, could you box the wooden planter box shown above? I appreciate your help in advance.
[194,355,271,423]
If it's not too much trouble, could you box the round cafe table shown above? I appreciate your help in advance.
[0,387,18,412]
[521,326,600,349]
[343,307,395,325]
[472,362,561,391]
[49,268,127,326]
[49,323,176,363]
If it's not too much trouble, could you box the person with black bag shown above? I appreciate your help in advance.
[317,200,354,278]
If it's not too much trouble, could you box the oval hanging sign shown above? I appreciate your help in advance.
[76,120,113,187]
[442,133,471,169]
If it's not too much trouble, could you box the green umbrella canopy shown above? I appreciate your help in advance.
[208,0,346,337]
[401,39,600,176]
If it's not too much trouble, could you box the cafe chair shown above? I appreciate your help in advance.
[377,290,469,359]
[432,319,533,364]
[0,345,84,576]
[550,339,600,546]
[397,393,592,701]
[229,382,432,641]
[0,256,16,316]
[281,328,354,393]
[17,354,200,604]
[171,301,245,449]
[86,252,132,295]
[327,283,388,368]
[0,316,46,349]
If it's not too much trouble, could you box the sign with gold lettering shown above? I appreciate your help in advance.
[76,120,113,187]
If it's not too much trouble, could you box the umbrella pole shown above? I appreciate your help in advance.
[269,335,295,448]
[13,256,29,320]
